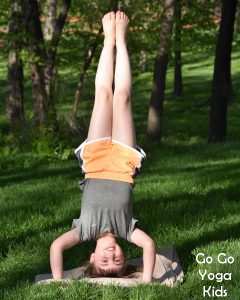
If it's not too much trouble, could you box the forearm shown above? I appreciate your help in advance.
[50,244,64,279]
[142,241,156,283]
[49,229,81,279]
[130,228,156,283]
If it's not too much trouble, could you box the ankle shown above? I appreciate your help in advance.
[116,38,127,49]
[104,37,115,48]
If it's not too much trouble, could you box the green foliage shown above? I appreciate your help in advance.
[1,1,239,162]
[171,0,219,56]
[0,122,77,172]
[0,0,9,26]
[57,0,164,79]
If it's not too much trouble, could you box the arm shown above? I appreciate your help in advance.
[50,228,81,279]
[130,228,156,283]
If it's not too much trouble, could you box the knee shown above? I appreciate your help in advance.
[95,85,113,102]
[113,89,131,105]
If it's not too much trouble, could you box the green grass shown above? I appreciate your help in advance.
[1,45,240,299]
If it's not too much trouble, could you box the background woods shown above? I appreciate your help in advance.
[2,0,239,151]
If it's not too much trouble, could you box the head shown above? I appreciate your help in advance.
[89,232,125,277]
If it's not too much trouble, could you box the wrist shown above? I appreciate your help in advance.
[52,272,63,280]
[142,274,152,283]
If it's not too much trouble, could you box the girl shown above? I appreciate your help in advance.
[50,11,156,283]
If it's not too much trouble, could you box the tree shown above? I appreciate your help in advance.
[68,28,101,132]
[68,0,122,132]
[6,0,25,130]
[235,0,240,32]
[43,0,71,127]
[173,0,182,96]
[24,0,71,129]
[147,0,175,139]
[208,0,237,142]
[24,0,48,126]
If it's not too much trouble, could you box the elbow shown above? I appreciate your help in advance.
[50,240,63,255]
[145,239,156,250]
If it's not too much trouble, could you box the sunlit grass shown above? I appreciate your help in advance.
[1,44,240,300]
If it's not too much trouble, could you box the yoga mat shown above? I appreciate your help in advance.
[35,246,184,287]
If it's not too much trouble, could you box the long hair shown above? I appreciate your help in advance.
[83,261,141,278]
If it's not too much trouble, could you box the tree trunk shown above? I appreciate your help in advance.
[24,0,48,126]
[43,0,57,121]
[68,31,101,132]
[24,0,71,129]
[235,1,240,32]
[68,0,123,133]
[147,0,175,139]
[208,0,237,143]
[43,0,71,129]
[30,63,48,126]
[173,0,182,97]
[6,0,25,130]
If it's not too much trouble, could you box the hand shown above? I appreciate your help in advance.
[142,275,152,283]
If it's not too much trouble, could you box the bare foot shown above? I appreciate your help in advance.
[102,11,116,46]
[115,10,129,47]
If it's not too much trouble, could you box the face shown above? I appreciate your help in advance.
[90,234,125,275]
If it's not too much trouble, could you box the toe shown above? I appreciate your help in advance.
[110,11,115,19]
[103,13,108,21]
[116,10,120,19]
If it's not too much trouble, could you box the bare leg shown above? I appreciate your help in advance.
[87,12,116,141]
[112,11,136,147]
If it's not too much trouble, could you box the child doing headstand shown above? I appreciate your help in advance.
[50,11,156,283]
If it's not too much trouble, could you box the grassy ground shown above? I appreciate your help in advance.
[1,45,240,300]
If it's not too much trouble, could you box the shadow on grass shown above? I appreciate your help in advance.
[1,158,240,291]
[0,184,94,291]
[1,140,240,292]
[178,221,240,272]
[0,226,94,292]
[184,61,214,71]
[133,178,240,275]
[133,149,240,274]
[0,214,74,260]
[0,163,81,188]
[0,182,82,253]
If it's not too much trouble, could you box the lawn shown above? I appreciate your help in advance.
[1,45,240,299]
